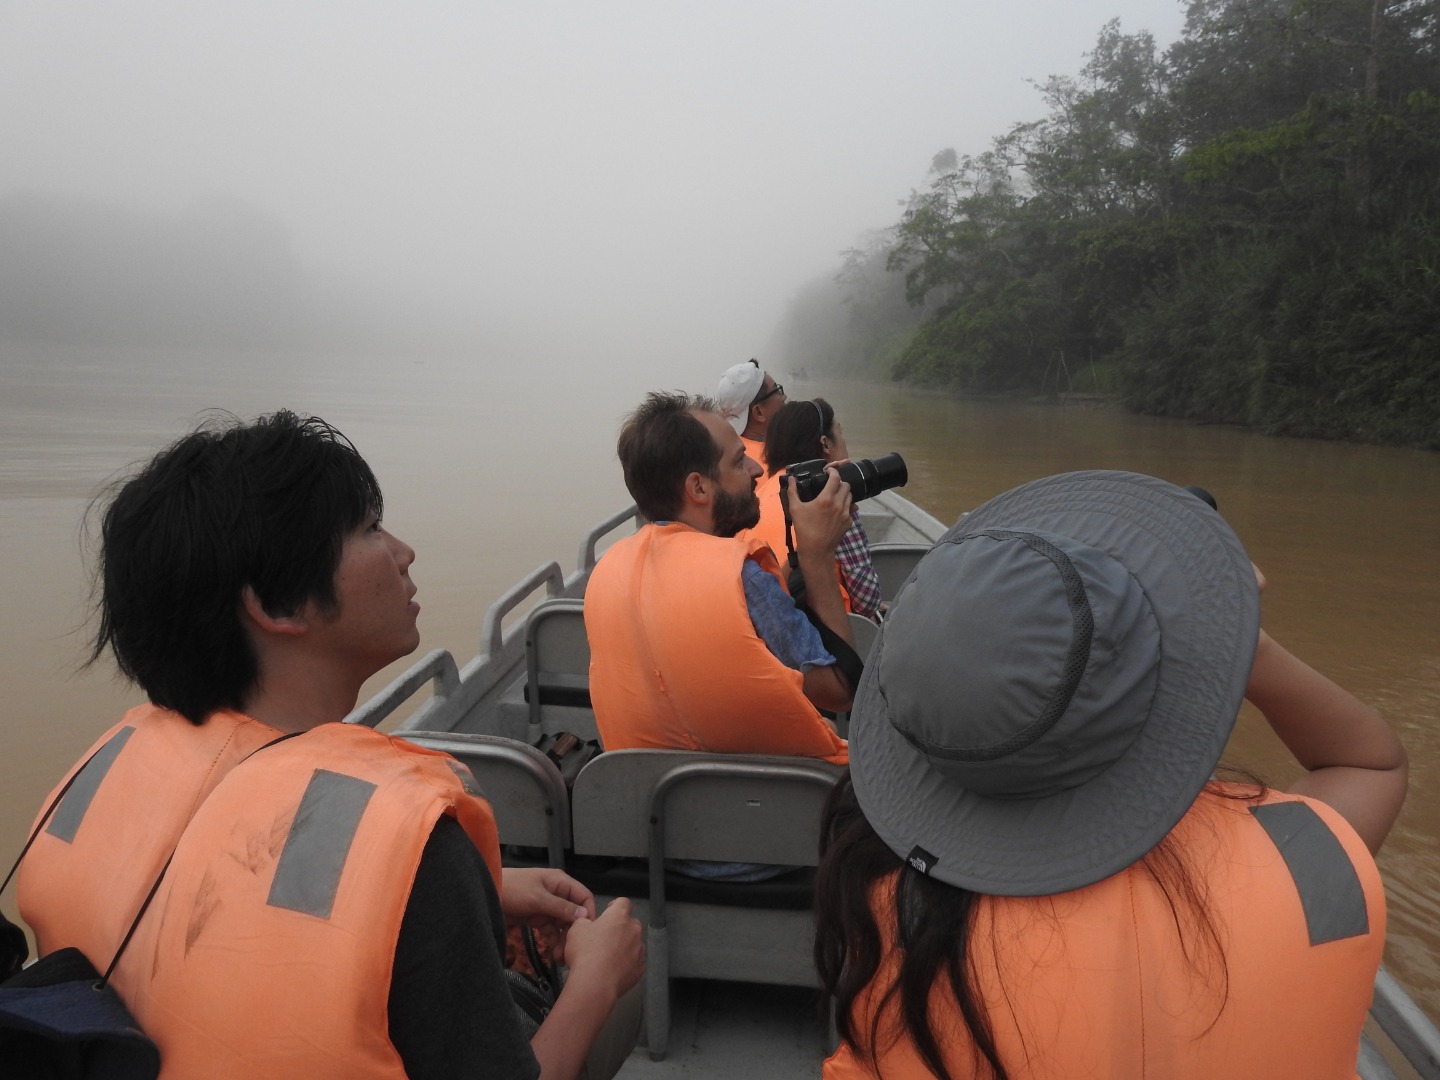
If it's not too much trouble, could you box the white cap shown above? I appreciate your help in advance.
[717,359,765,434]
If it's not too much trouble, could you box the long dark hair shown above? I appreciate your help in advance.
[815,773,1004,1080]
[764,397,835,476]
[814,770,1266,1080]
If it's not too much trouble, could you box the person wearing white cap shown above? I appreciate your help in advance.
[715,358,786,468]
[814,470,1408,1080]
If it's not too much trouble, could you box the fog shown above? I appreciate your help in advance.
[1,1,1186,374]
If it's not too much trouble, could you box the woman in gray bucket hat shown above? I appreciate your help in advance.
[815,470,1407,1080]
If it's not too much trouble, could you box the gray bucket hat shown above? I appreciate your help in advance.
[849,470,1260,897]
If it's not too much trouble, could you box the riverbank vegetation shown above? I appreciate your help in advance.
[774,0,1440,449]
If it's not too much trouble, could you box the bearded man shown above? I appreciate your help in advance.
[584,391,855,764]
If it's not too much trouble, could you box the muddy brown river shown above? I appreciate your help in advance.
[3,342,1435,1020]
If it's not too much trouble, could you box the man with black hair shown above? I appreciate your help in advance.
[586,391,855,768]
[18,410,643,1080]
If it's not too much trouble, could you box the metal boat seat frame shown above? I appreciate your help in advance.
[399,730,571,868]
[867,542,930,603]
[522,597,598,745]
[569,748,842,1060]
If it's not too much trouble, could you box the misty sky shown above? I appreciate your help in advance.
[2,1,1187,366]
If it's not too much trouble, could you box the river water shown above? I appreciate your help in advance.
[2,342,1436,1020]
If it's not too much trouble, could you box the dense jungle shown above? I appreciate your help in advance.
[774,0,1440,449]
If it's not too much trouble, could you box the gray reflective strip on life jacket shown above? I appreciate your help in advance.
[447,759,482,798]
[46,725,136,843]
[268,769,377,919]
[1251,801,1369,946]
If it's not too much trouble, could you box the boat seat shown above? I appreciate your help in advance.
[869,543,931,602]
[522,598,598,743]
[848,611,880,660]
[569,748,842,1060]
[522,675,590,709]
[560,856,815,911]
[399,730,570,868]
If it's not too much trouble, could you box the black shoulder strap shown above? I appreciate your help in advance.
[779,475,800,571]
[1,739,112,896]
[2,724,301,986]
[96,729,302,985]
[776,474,865,691]
[0,740,109,979]
[809,610,865,691]
[783,566,865,691]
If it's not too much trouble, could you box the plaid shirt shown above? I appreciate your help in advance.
[836,508,882,619]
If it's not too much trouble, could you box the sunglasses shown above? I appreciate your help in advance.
[752,382,784,405]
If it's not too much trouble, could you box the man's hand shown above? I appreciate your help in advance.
[500,867,596,964]
[530,898,646,1079]
[787,467,852,556]
[563,897,646,998]
[787,466,857,711]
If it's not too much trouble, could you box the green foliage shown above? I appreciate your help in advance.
[790,0,1440,447]
[892,275,1070,392]
[1118,220,1440,447]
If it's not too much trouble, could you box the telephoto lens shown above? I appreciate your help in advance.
[787,452,908,503]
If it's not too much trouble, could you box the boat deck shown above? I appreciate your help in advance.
[347,493,1440,1080]
[620,980,829,1077]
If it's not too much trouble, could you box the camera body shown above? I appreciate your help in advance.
[786,452,908,504]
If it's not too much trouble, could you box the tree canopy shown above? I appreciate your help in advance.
[782,0,1440,448]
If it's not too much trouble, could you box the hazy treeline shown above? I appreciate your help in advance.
[0,192,313,346]
[0,192,467,352]
[775,0,1440,448]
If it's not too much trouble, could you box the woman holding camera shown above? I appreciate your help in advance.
[747,398,883,620]
[814,471,1407,1080]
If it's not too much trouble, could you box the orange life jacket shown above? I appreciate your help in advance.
[741,433,767,471]
[18,704,286,964]
[20,710,501,1080]
[585,522,848,763]
[741,470,855,613]
[823,787,1384,1080]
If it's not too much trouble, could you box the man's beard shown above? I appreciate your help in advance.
[712,485,760,537]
